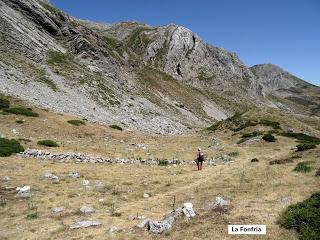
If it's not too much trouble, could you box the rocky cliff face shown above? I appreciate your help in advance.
[0,0,318,134]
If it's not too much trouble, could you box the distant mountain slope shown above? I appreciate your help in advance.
[251,64,320,116]
[0,0,319,134]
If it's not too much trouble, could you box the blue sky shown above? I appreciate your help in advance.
[51,0,320,86]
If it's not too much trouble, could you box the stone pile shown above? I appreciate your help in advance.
[138,202,196,234]
[70,220,102,229]
[17,149,232,166]
[18,149,181,165]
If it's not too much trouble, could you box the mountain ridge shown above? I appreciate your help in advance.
[0,0,319,134]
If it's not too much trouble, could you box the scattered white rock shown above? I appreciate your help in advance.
[206,196,229,211]
[143,193,150,198]
[12,128,19,134]
[99,198,105,203]
[136,219,150,228]
[3,176,10,181]
[70,220,101,229]
[82,179,90,189]
[16,185,31,198]
[80,205,95,215]
[51,207,64,214]
[182,202,196,218]
[93,181,105,192]
[44,172,59,181]
[128,215,135,221]
[109,226,122,233]
[137,215,146,220]
[68,170,80,178]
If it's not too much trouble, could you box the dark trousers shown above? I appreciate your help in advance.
[197,161,203,171]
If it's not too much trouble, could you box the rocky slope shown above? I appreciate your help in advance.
[0,0,318,134]
[251,64,320,115]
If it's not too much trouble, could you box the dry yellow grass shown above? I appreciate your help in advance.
[0,101,319,240]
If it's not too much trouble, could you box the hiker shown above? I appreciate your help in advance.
[196,148,204,171]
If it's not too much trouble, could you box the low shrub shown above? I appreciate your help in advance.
[232,120,258,132]
[251,158,259,162]
[262,134,276,142]
[0,98,10,109]
[16,120,24,124]
[269,158,293,165]
[278,192,320,240]
[158,160,169,166]
[315,168,320,177]
[241,131,263,138]
[109,125,123,131]
[0,138,25,157]
[67,120,86,126]
[294,162,312,173]
[296,143,316,151]
[3,107,39,117]
[259,119,281,129]
[37,140,59,147]
[281,132,320,144]
[228,151,239,157]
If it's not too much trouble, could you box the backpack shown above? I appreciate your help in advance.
[198,152,205,161]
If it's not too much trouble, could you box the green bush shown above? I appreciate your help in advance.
[262,134,276,142]
[296,143,316,151]
[37,140,59,147]
[294,162,312,173]
[281,132,320,145]
[0,98,10,109]
[109,125,123,131]
[3,107,39,117]
[67,120,86,126]
[0,138,25,157]
[278,192,320,240]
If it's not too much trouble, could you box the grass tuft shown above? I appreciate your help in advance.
[37,140,59,147]
[294,162,312,173]
[67,120,86,126]
[109,125,123,131]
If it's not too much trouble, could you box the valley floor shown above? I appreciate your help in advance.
[0,103,319,240]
